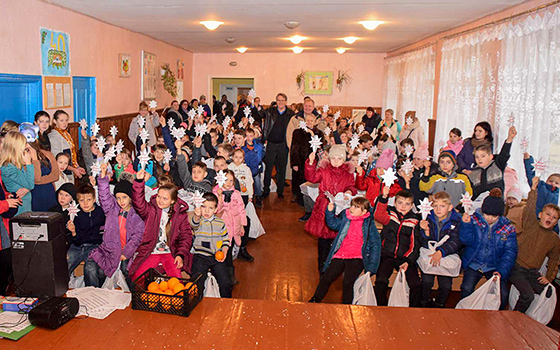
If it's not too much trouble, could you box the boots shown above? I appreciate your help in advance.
[238,247,255,262]
[228,267,238,285]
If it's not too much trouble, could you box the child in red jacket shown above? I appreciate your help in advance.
[0,169,22,295]
[356,148,402,209]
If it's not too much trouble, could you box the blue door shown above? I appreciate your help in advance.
[73,77,96,127]
[0,74,42,124]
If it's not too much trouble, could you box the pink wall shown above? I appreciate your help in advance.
[0,0,193,120]
[192,53,385,107]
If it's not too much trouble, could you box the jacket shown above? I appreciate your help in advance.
[0,163,35,215]
[374,196,420,263]
[262,106,295,143]
[398,120,425,149]
[72,205,106,246]
[362,113,382,134]
[419,170,473,207]
[356,168,403,207]
[443,139,464,158]
[468,141,512,199]
[228,162,254,198]
[129,179,193,275]
[460,210,518,279]
[0,172,18,250]
[377,120,402,140]
[324,208,381,274]
[524,156,560,216]
[190,215,230,257]
[420,210,462,257]
[177,154,213,194]
[290,128,324,170]
[213,186,247,246]
[242,141,264,176]
[505,201,525,235]
[128,113,160,148]
[304,159,357,239]
[456,138,492,171]
[89,176,145,277]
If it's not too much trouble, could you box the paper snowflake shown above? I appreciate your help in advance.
[191,190,205,208]
[163,149,173,164]
[170,127,186,140]
[507,113,515,127]
[349,134,360,151]
[417,198,433,220]
[404,144,414,157]
[358,149,369,166]
[309,135,322,153]
[243,106,251,117]
[357,125,365,134]
[139,128,150,144]
[333,111,341,121]
[437,140,446,150]
[385,127,392,137]
[248,89,257,99]
[67,201,80,221]
[109,125,118,139]
[91,122,100,136]
[194,123,208,137]
[237,121,244,129]
[97,136,107,153]
[322,105,329,114]
[248,116,255,125]
[149,100,157,109]
[104,146,116,163]
[209,114,217,124]
[370,145,378,155]
[216,170,227,188]
[115,139,125,154]
[168,117,175,130]
[223,116,231,129]
[299,120,308,131]
[227,131,234,143]
[406,117,413,126]
[187,109,197,120]
[196,105,204,116]
[381,167,398,187]
[91,160,102,178]
[323,126,332,137]
[79,119,88,130]
[136,116,146,129]
[460,193,473,215]
[521,137,529,152]
[138,149,151,170]
[401,159,414,174]
[533,157,548,178]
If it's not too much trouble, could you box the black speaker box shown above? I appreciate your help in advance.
[29,297,79,329]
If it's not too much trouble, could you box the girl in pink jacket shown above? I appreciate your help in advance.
[213,170,247,247]
[442,128,464,156]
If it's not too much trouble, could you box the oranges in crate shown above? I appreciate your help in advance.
[144,278,187,310]
[185,282,199,298]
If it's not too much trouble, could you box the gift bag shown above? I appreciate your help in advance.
[325,192,357,215]
[509,284,556,325]
[300,182,319,202]
[352,272,377,306]
[388,270,410,307]
[246,202,265,239]
[417,236,461,277]
[204,272,221,298]
[69,275,85,289]
[456,276,501,310]
[101,266,130,292]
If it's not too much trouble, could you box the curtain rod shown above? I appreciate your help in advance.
[384,41,437,60]
[442,0,560,40]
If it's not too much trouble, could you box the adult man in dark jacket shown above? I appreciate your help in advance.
[262,93,295,198]
[362,107,381,134]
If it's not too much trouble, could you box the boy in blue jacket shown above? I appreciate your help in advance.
[309,197,381,304]
[242,128,264,207]
[524,152,560,232]
[459,188,518,310]
[418,191,462,308]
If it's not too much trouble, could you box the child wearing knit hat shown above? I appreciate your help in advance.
[459,188,518,310]
[356,148,402,209]
[505,186,526,234]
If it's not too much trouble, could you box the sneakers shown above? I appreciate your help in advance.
[299,213,311,222]
[238,247,255,262]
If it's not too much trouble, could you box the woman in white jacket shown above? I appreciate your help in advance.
[398,111,425,150]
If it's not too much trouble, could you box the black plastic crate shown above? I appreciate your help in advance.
[131,268,203,317]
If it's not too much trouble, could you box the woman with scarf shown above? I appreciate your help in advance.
[48,110,86,182]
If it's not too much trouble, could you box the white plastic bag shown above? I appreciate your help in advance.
[300,182,319,201]
[456,276,501,310]
[246,202,265,239]
[417,236,461,277]
[509,284,556,325]
[388,270,410,307]
[325,192,357,215]
[101,267,130,292]
[69,275,85,289]
[204,272,221,298]
[352,272,377,306]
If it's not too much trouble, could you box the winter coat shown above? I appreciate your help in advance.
[468,141,512,199]
[304,159,357,239]
[128,113,160,148]
[290,128,324,170]
[374,196,420,263]
[262,106,295,143]
[356,168,403,207]
[442,139,464,156]
[420,210,462,257]
[0,163,35,215]
[89,176,145,277]
[324,208,381,274]
[213,185,247,246]
[362,113,382,134]
[228,162,254,198]
[456,138,492,171]
[129,179,193,275]
[177,154,213,194]
[398,120,425,149]
[524,155,560,216]
[419,170,472,207]
[377,120,402,140]
[242,141,264,176]
[460,210,518,280]
[72,205,106,246]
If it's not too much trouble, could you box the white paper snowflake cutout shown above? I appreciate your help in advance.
[322,105,329,114]
[138,128,150,144]
[91,160,102,178]
[227,131,234,143]
[149,100,158,109]
[91,122,100,137]
[195,123,208,137]
[109,125,118,139]
[309,135,322,153]
[323,126,332,137]
[358,149,369,166]
[349,134,360,151]
[115,139,125,154]
[533,157,548,178]
[404,144,414,157]
[79,119,88,130]
[401,159,414,175]
[299,120,308,132]
[417,198,433,220]
[381,167,398,187]
[460,192,473,215]
[96,136,107,153]
[248,89,257,99]
[216,170,227,188]
[406,117,413,126]
[187,109,197,120]
[170,127,186,140]
[138,149,151,170]
[67,201,80,221]
[243,106,251,117]
[163,149,173,164]
[136,116,146,129]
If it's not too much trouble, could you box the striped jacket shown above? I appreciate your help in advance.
[190,215,230,257]
[374,196,420,263]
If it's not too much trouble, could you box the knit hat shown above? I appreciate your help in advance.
[481,189,505,216]
[114,180,133,198]
[506,186,523,203]
[376,148,395,169]
[329,144,347,160]
[414,142,430,160]
[57,183,77,201]
[438,149,457,166]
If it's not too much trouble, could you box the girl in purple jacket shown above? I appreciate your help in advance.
[89,163,145,287]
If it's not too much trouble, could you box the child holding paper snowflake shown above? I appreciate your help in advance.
[229,149,254,200]
[114,148,135,181]
[176,139,213,194]
[356,148,402,209]
[523,152,560,220]
[456,122,493,172]
[48,183,77,246]
[128,101,160,148]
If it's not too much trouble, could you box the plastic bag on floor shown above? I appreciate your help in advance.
[101,267,130,292]
[509,284,556,325]
[456,276,501,310]
[352,272,377,306]
[417,236,461,277]
[246,202,265,239]
[388,270,409,307]
[231,244,240,260]
[204,272,221,298]
[69,275,85,289]
[300,182,319,201]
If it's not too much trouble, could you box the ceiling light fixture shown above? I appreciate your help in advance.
[237,47,248,53]
[336,48,347,54]
[225,37,236,43]
[285,21,300,30]
[289,35,306,44]
[343,37,358,44]
[200,21,223,30]
[359,20,383,30]
[292,46,304,54]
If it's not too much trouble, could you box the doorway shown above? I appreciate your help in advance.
[73,76,96,126]
[0,74,42,124]
[212,78,254,107]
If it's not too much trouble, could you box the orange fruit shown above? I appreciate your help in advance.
[168,277,180,290]
[185,282,198,298]
[172,297,184,309]
[215,250,225,261]
[147,282,159,293]
[173,283,185,295]
[144,293,158,308]
[159,280,169,291]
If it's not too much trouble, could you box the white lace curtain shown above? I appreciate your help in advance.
[383,45,436,135]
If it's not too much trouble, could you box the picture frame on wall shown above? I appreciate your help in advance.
[141,50,157,100]
[304,71,333,95]
[118,54,131,77]
[40,28,71,77]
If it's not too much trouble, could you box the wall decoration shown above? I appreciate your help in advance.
[160,63,177,98]
[336,69,352,92]
[296,69,307,92]
[119,54,131,78]
[177,59,185,80]
[141,50,157,100]
[304,71,333,95]
[43,76,72,109]
[176,81,184,101]
[40,28,70,76]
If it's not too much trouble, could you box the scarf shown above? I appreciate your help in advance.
[470,138,490,149]
[54,127,78,167]
[223,190,234,203]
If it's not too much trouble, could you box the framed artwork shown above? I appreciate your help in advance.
[141,50,157,100]
[177,59,184,80]
[119,54,131,77]
[304,71,333,95]
[40,28,70,76]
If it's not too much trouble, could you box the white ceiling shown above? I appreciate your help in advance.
[46,0,526,53]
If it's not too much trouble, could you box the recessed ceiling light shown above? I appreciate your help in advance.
[289,35,306,44]
[359,20,383,30]
[343,37,358,44]
[200,21,223,30]
[336,48,347,54]
[292,46,303,54]
[237,47,248,53]
[285,21,300,29]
